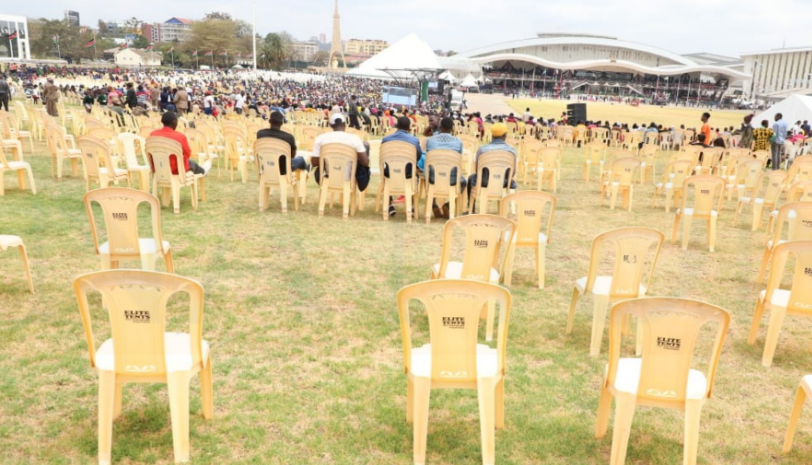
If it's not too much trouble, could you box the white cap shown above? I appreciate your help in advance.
[330,113,345,126]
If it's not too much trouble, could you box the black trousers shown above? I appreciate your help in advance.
[0,93,8,112]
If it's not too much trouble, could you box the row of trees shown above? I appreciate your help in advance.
[25,12,311,69]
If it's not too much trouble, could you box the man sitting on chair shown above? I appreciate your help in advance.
[382,116,422,216]
[150,111,210,176]
[423,117,467,218]
[311,114,371,192]
[257,111,309,177]
[466,122,517,206]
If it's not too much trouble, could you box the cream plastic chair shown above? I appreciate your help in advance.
[0,143,36,196]
[567,227,665,356]
[298,126,322,200]
[583,141,606,182]
[84,187,174,272]
[758,202,812,283]
[521,139,543,186]
[255,138,298,213]
[185,128,220,179]
[468,151,515,214]
[783,375,812,453]
[765,181,812,235]
[424,149,465,224]
[77,136,129,192]
[45,122,82,180]
[500,190,555,289]
[652,160,692,213]
[87,127,123,166]
[672,175,726,252]
[595,298,730,465]
[431,214,516,341]
[224,126,250,183]
[1,110,34,153]
[638,144,657,184]
[318,143,359,220]
[539,146,562,193]
[380,141,419,222]
[0,234,34,293]
[117,133,151,192]
[601,157,641,211]
[459,134,479,176]
[398,279,511,465]
[725,158,762,202]
[734,170,788,231]
[786,157,812,187]
[73,270,213,465]
[748,241,812,367]
[146,137,199,214]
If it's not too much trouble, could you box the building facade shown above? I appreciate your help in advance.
[141,23,159,44]
[0,14,31,61]
[65,10,80,27]
[742,48,812,100]
[114,48,161,67]
[345,39,388,57]
[292,41,319,62]
[160,17,192,43]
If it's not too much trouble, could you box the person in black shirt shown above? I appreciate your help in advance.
[125,82,137,110]
[256,111,308,176]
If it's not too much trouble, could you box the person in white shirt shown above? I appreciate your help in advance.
[522,107,532,122]
[235,91,246,115]
[311,114,371,191]
[203,91,215,115]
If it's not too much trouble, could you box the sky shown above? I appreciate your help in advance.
[10,0,812,57]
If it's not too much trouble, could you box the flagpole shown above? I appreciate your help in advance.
[252,0,257,72]
[93,34,97,61]
[171,49,175,69]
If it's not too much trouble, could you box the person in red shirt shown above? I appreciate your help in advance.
[149,112,210,175]
[700,112,712,147]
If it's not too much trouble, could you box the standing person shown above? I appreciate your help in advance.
[752,120,774,152]
[43,77,59,117]
[124,82,137,110]
[739,114,754,150]
[0,74,9,112]
[348,94,361,129]
[150,83,160,109]
[256,111,308,175]
[522,107,532,122]
[174,86,188,114]
[150,111,210,176]
[771,113,789,170]
[234,91,245,115]
[203,91,215,115]
[700,112,712,147]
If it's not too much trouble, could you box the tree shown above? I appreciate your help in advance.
[235,20,252,38]
[28,18,86,62]
[205,12,232,21]
[123,17,142,36]
[97,19,108,37]
[132,35,150,49]
[259,32,290,70]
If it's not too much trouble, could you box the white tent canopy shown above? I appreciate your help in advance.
[460,74,479,88]
[754,95,812,126]
[346,33,443,80]
[438,71,456,83]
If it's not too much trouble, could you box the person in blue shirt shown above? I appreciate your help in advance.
[424,117,467,218]
[467,123,518,211]
[772,112,789,170]
[381,116,422,216]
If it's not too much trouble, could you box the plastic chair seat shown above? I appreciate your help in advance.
[608,358,708,399]
[410,343,498,379]
[655,182,674,189]
[678,208,718,217]
[432,262,500,282]
[95,332,210,373]
[760,289,791,308]
[0,235,24,250]
[100,167,128,177]
[99,238,170,255]
[5,160,30,170]
[575,276,647,296]
[504,231,547,245]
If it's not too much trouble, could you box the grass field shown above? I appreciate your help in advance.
[507,99,749,130]
[4,112,812,465]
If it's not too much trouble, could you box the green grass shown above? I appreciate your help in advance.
[2,118,812,464]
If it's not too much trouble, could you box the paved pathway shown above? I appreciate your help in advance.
[462,93,517,116]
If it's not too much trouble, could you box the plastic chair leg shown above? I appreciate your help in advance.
[200,356,214,420]
[784,385,807,453]
[485,299,495,342]
[757,248,771,283]
[747,297,766,345]
[18,244,34,294]
[342,185,351,220]
[610,183,619,210]
[590,296,610,357]
[495,378,505,430]
[476,377,497,465]
[406,378,414,424]
[503,243,515,287]
[172,185,181,214]
[595,383,612,438]
[609,393,637,465]
[279,178,288,213]
[566,288,581,334]
[412,377,431,465]
[683,399,704,465]
[763,305,787,367]
[167,371,191,463]
[665,187,672,213]
[140,252,156,271]
[164,250,175,274]
[709,217,718,252]
[752,204,764,232]
[536,243,546,290]
[681,214,694,251]
[113,382,124,420]
[97,370,116,465]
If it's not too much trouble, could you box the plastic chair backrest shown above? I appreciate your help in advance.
[523,140,543,166]
[83,187,163,260]
[255,138,292,185]
[398,279,511,384]
[425,149,462,197]
[787,181,812,202]
[319,143,358,190]
[607,157,641,187]
[661,160,693,187]
[300,127,322,151]
[585,141,605,163]
[380,141,418,191]
[681,175,725,217]
[607,298,730,405]
[145,137,187,185]
[118,133,146,168]
[87,127,118,144]
[499,190,556,247]
[73,270,204,376]
[737,159,763,188]
[541,146,562,169]
[585,227,664,299]
[788,158,812,184]
[773,202,812,243]
[758,171,789,205]
[475,150,515,200]
[77,136,113,179]
[766,241,812,314]
[438,214,516,282]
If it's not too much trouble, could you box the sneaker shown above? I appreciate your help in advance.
[389,205,397,217]
[393,195,406,204]
[201,159,212,175]
[441,204,450,219]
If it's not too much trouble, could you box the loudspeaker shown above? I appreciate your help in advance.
[567,103,587,123]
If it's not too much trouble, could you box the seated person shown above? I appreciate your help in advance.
[311,114,371,192]
[382,116,423,216]
[256,111,308,175]
[425,117,467,218]
[467,123,517,209]
[150,111,210,176]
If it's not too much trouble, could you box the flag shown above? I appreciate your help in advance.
[218,51,227,56]
[84,38,95,48]
[119,42,128,49]
[204,50,213,56]
[167,47,174,53]
[145,45,153,51]
[7,30,18,40]
[192,50,198,57]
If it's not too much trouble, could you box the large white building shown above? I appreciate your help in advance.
[742,47,812,100]
[0,14,31,61]
[345,39,389,57]
[115,48,161,67]
[292,41,319,62]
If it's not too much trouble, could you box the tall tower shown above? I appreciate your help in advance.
[328,0,346,69]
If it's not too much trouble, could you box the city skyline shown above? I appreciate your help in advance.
[6,0,812,57]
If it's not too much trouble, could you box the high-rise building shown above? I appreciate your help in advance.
[345,39,389,57]
[142,23,160,44]
[743,47,812,100]
[65,10,80,27]
[319,33,326,44]
[159,17,192,43]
